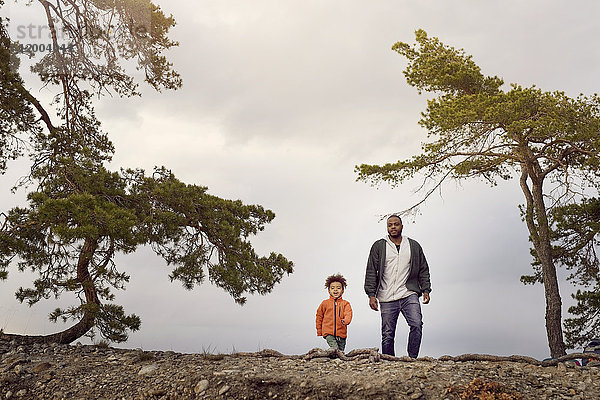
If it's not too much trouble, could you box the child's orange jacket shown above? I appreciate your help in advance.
[315,296,353,339]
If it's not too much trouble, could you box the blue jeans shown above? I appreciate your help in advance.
[380,294,423,358]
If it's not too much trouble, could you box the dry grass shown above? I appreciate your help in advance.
[447,378,523,400]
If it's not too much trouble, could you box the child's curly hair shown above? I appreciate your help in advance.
[325,274,347,289]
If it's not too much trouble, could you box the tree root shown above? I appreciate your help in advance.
[4,337,598,368]
[234,348,600,367]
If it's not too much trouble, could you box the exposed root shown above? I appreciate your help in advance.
[233,348,600,367]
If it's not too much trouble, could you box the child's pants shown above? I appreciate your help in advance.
[324,335,346,351]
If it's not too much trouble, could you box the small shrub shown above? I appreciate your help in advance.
[200,345,225,361]
[94,339,111,348]
[133,350,156,363]
[202,353,225,361]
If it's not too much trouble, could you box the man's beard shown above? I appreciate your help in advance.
[389,230,402,238]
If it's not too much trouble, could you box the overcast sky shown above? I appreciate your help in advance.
[2,0,600,360]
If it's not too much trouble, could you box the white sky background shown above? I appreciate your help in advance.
[2,0,600,360]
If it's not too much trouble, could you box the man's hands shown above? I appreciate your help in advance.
[369,296,379,311]
[369,293,430,309]
[422,292,430,304]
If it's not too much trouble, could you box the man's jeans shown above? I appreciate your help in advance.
[380,294,423,358]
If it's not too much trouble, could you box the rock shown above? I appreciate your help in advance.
[137,364,158,375]
[219,385,230,395]
[194,379,209,394]
[410,390,422,399]
[32,362,52,373]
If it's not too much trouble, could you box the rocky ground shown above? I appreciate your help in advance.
[1,340,600,399]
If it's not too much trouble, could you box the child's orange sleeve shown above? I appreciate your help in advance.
[315,302,324,336]
[343,301,353,325]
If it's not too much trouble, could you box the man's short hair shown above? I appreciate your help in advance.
[387,214,402,223]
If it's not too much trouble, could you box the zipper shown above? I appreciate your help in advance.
[334,299,337,337]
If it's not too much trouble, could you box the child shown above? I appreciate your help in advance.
[315,274,353,351]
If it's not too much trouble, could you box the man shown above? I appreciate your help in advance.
[364,215,431,358]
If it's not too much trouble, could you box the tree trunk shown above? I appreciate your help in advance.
[519,162,566,358]
[530,181,566,358]
[0,238,100,345]
[0,314,95,345]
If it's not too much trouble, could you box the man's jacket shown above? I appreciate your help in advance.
[315,296,353,338]
[364,238,432,298]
